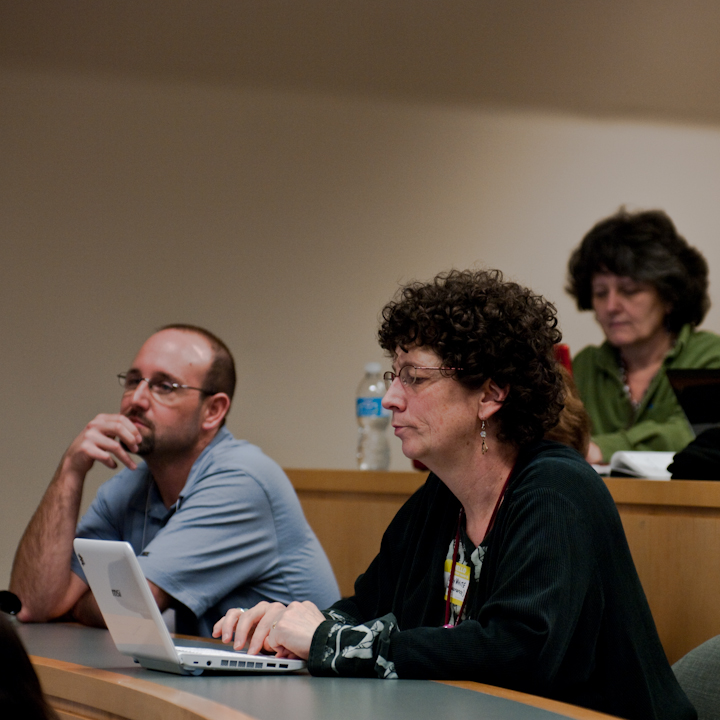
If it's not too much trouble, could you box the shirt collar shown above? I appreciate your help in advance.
[175,426,232,503]
[666,324,692,360]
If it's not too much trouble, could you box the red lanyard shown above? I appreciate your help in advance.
[443,470,513,628]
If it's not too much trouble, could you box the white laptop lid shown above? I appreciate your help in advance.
[73,538,305,675]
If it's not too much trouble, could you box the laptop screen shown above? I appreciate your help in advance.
[666,368,720,429]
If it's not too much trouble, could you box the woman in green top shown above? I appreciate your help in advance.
[566,207,720,464]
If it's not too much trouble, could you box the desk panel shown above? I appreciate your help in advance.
[287,469,424,597]
[605,477,720,663]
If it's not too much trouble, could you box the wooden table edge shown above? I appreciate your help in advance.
[435,680,622,719]
[31,655,257,720]
[286,467,426,494]
[603,477,720,508]
[31,654,621,720]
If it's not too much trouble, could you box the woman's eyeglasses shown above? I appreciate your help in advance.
[383,366,462,391]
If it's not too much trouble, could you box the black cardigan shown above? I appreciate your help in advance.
[310,441,695,720]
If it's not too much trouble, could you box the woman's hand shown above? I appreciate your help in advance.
[212,600,326,660]
[271,601,327,658]
[586,441,604,465]
[213,601,285,654]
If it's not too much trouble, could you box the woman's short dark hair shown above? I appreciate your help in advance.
[566,208,710,333]
[378,269,564,447]
[0,613,59,719]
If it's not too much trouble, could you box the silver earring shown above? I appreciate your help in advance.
[481,419,489,455]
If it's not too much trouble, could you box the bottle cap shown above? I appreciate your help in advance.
[365,362,382,374]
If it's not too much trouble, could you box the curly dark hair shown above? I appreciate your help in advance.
[378,269,564,447]
[0,612,59,719]
[566,208,710,333]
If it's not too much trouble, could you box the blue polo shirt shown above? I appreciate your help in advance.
[71,427,339,636]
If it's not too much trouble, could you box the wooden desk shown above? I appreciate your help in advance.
[287,469,424,597]
[20,623,619,720]
[288,469,720,665]
[605,477,720,663]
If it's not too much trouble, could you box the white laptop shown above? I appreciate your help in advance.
[73,538,306,676]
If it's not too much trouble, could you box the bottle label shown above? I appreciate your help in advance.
[356,397,384,417]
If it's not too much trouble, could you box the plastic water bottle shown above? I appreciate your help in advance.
[356,362,391,470]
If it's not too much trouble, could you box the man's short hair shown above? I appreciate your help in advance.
[157,324,236,405]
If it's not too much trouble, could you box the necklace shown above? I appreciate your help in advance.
[618,334,676,411]
[619,360,642,411]
[443,466,514,628]
[141,481,152,552]
[619,356,668,412]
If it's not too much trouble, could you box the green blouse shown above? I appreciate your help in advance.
[573,324,720,461]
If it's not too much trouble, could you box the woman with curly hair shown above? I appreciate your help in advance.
[567,208,720,464]
[215,270,694,720]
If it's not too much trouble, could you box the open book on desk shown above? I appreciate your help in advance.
[606,451,675,480]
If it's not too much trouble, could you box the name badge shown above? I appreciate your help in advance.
[443,559,471,607]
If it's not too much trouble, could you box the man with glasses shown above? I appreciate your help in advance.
[10,324,339,636]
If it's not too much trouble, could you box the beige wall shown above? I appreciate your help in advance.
[2,66,720,585]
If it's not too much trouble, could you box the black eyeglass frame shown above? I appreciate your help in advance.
[383,366,463,391]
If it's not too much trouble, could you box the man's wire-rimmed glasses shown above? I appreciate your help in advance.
[383,366,463,391]
[117,373,215,402]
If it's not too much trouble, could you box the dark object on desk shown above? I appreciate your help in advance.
[0,590,21,615]
[672,634,720,720]
[669,428,720,480]
[667,368,720,436]
[0,613,59,719]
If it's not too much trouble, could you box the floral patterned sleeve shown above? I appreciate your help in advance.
[307,608,399,678]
